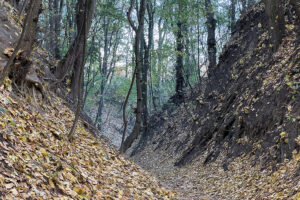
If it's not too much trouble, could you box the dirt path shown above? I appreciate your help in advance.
[130,146,300,200]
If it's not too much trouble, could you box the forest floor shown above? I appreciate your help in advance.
[0,88,176,199]
[132,143,300,200]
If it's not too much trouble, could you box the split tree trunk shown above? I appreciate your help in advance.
[68,0,93,140]
[54,0,96,101]
[141,1,154,135]
[121,0,146,153]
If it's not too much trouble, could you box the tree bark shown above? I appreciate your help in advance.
[0,0,42,85]
[55,0,96,101]
[68,0,91,141]
[140,1,154,134]
[121,0,146,153]
[205,0,217,78]
[230,0,237,33]
[175,3,184,104]
[240,0,246,12]
[95,17,110,129]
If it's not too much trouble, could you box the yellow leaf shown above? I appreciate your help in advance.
[294,192,300,200]
[258,23,262,28]
[0,175,4,184]
[73,186,85,195]
[66,172,77,183]
[3,77,12,91]
[40,148,48,157]
[49,179,55,188]
[0,122,5,129]
[284,138,289,143]
[18,135,27,142]
[280,131,286,139]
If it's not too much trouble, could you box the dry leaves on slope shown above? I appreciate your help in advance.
[0,87,177,200]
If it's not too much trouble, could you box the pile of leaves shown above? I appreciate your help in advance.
[0,87,176,199]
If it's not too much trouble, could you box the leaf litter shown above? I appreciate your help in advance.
[0,88,176,200]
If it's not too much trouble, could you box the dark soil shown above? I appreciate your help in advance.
[131,2,300,169]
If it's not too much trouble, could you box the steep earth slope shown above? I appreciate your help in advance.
[130,2,300,199]
[0,2,176,199]
[0,88,176,199]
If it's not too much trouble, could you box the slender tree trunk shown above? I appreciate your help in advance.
[197,2,201,82]
[53,0,63,59]
[68,0,91,141]
[121,0,146,153]
[94,18,112,129]
[49,0,55,55]
[55,0,96,102]
[230,0,237,33]
[140,1,154,134]
[175,7,184,104]
[205,0,217,78]
[240,0,246,12]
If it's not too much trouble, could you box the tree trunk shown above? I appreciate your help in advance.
[53,0,63,59]
[175,3,184,104]
[0,0,42,85]
[140,1,154,135]
[264,0,285,52]
[68,0,89,141]
[121,0,146,153]
[240,0,247,12]
[205,0,217,78]
[55,0,96,101]
[230,0,237,33]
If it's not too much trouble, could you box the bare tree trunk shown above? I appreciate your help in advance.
[55,0,96,101]
[240,0,246,12]
[68,0,91,141]
[121,0,146,153]
[95,18,110,129]
[53,0,63,59]
[140,1,154,134]
[205,0,217,78]
[197,1,201,81]
[0,0,42,85]
[175,3,184,104]
[230,0,237,33]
